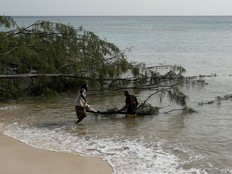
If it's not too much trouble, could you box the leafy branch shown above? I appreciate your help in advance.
[0,16,194,112]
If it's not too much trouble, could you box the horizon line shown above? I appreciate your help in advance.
[7,14,232,17]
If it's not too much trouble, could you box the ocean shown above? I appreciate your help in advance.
[0,16,232,174]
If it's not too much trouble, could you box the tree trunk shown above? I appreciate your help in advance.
[0,73,80,79]
[86,110,152,115]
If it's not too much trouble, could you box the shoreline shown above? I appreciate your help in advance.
[0,133,113,174]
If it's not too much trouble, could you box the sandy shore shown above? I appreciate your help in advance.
[0,133,113,174]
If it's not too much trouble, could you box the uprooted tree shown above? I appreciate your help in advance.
[0,16,205,113]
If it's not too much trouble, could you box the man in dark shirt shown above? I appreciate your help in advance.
[119,90,138,115]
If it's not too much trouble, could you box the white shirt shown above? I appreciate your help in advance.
[74,88,88,107]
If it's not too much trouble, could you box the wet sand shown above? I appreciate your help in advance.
[0,134,113,174]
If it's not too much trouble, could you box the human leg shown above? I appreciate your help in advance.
[75,106,87,124]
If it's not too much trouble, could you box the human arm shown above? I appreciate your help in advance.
[118,97,129,112]
[79,88,90,108]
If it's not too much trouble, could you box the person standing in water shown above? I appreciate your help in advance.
[74,84,89,124]
[119,90,138,116]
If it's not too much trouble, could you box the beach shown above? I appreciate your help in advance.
[0,133,113,174]
[1,16,232,174]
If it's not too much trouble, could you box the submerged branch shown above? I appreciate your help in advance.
[163,106,196,114]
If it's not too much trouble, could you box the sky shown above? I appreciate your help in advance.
[1,0,232,16]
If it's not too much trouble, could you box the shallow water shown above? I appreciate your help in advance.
[1,80,232,174]
[1,16,232,173]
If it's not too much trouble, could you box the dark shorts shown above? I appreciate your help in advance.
[75,106,87,119]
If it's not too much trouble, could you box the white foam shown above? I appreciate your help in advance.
[0,105,19,110]
[3,123,207,174]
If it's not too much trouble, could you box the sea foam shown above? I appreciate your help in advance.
[3,123,206,174]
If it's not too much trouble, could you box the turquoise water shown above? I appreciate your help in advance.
[1,16,232,174]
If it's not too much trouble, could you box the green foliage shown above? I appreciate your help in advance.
[138,103,159,115]
[167,88,187,106]
[0,16,190,109]
[0,16,136,97]
[0,16,16,28]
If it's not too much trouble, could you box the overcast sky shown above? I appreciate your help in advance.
[1,0,232,16]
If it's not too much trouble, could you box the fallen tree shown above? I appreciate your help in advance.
[0,16,206,113]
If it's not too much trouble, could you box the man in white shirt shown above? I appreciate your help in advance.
[74,84,89,124]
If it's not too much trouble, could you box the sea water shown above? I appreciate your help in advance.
[1,16,232,174]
